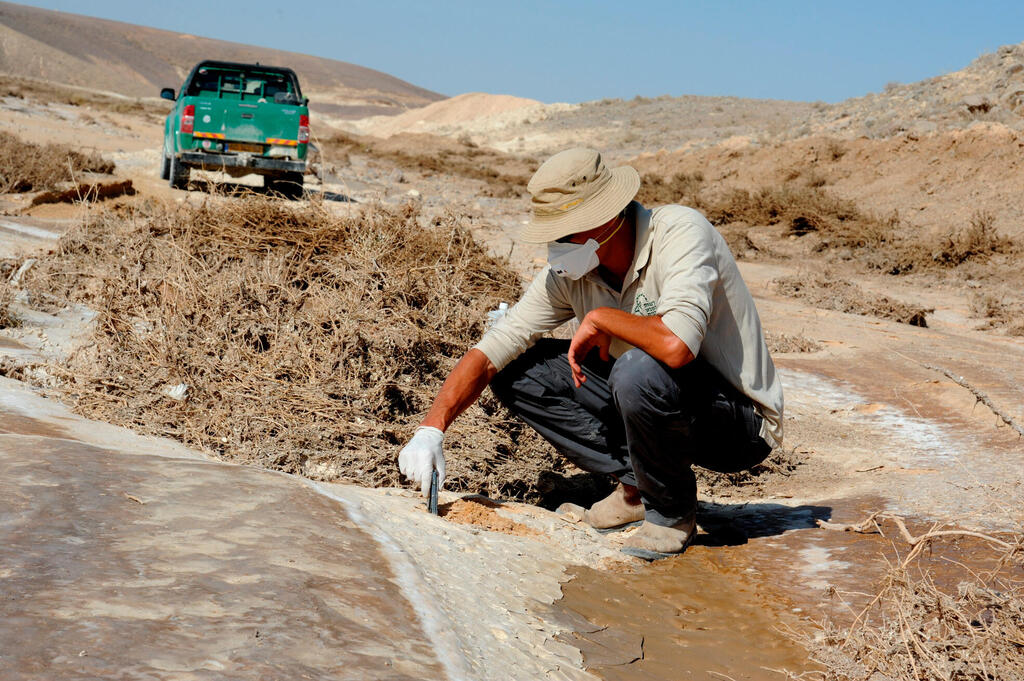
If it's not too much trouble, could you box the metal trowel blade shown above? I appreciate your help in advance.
[428,469,439,515]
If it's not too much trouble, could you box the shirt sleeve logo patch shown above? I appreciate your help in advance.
[632,292,658,316]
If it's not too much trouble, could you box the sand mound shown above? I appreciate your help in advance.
[360,92,542,137]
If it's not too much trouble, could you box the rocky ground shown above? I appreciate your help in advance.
[1,50,1023,680]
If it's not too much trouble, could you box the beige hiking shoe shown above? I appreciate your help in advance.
[583,482,645,530]
[555,483,645,531]
[620,516,697,561]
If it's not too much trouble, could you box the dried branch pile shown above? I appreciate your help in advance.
[22,196,567,501]
[812,514,1024,681]
[775,272,931,327]
[0,131,114,193]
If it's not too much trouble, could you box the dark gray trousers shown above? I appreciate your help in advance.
[490,339,771,526]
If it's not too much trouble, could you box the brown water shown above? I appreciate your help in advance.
[555,495,1017,681]
[556,544,818,681]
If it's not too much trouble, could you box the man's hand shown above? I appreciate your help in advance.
[567,313,612,388]
[398,426,446,496]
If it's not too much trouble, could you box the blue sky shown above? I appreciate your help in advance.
[13,1,1024,103]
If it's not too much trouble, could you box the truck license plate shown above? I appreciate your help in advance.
[228,142,263,153]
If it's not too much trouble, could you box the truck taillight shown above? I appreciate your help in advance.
[298,114,310,144]
[181,104,194,134]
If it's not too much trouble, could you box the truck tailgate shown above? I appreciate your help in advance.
[192,100,303,147]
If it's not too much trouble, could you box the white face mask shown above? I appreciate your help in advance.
[547,212,627,280]
[547,239,600,280]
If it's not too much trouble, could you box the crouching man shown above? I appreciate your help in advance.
[399,148,783,560]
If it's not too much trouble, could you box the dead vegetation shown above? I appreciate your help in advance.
[0,74,168,118]
[320,131,536,198]
[15,195,578,502]
[811,514,1024,681]
[0,131,114,194]
[774,273,931,327]
[0,281,20,329]
[637,170,1019,275]
[971,294,1024,336]
[696,445,804,495]
[766,332,823,354]
[30,179,136,206]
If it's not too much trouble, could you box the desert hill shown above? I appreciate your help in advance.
[0,1,443,118]
[351,41,1024,162]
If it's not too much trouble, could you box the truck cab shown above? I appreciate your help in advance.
[161,60,310,198]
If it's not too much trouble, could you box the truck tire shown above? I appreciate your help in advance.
[169,154,190,191]
[266,172,304,200]
[160,153,170,181]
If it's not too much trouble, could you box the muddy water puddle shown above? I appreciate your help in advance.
[556,545,817,680]
[555,495,1015,680]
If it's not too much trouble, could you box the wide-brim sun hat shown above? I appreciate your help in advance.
[521,147,640,244]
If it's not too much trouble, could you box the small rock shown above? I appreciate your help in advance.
[406,189,420,199]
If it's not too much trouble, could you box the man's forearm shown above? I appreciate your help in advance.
[587,307,694,368]
[420,348,498,431]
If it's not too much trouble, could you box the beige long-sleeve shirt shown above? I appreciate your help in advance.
[475,203,784,448]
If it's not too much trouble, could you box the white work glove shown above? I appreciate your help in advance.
[398,426,445,496]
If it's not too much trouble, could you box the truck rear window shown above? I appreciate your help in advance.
[186,68,300,103]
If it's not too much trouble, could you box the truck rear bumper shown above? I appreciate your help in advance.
[179,152,306,173]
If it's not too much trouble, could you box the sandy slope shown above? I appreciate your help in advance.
[349,92,551,137]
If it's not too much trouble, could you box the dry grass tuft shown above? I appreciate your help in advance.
[775,272,931,327]
[0,131,114,193]
[20,195,572,502]
[931,211,1015,266]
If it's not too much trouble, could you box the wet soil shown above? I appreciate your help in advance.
[438,496,539,537]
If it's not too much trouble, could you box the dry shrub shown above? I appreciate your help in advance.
[708,185,869,241]
[636,171,1020,276]
[932,211,1015,266]
[971,293,1024,336]
[766,332,822,353]
[638,174,895,252]
[22,195,571,502]
[775,272,931,327]
[0,281,20,329]
[809,535,1024,681]
[636,171,705,206]
[0,131,114,193]
[322,132,535,198]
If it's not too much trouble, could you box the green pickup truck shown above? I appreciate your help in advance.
[160,60,310,198]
